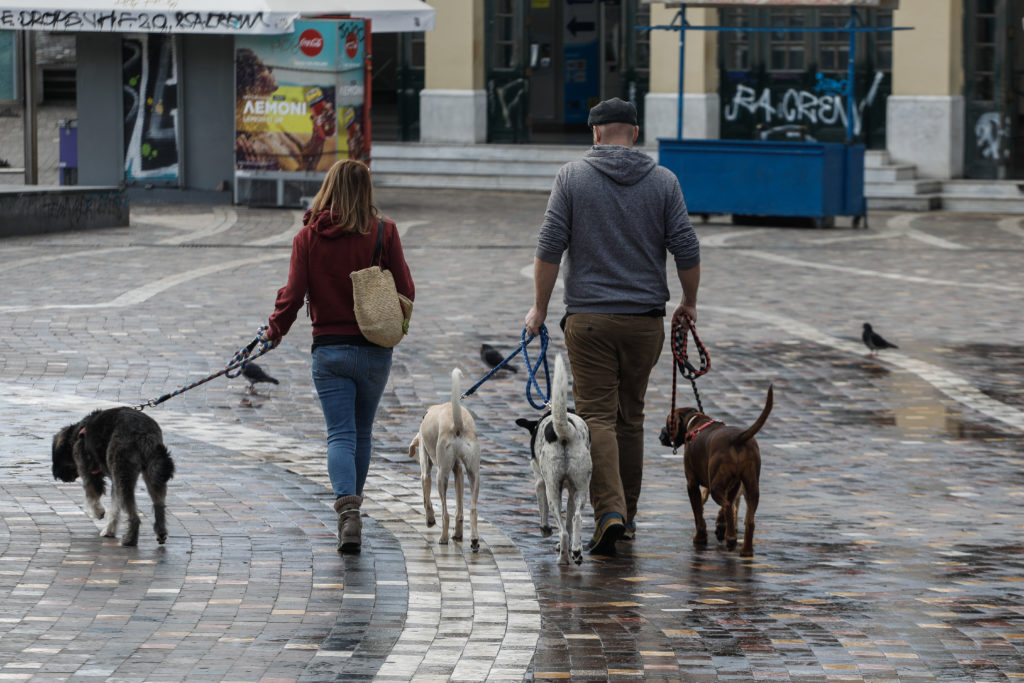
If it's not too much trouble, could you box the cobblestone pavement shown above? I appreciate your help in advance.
[1,189,1023,682]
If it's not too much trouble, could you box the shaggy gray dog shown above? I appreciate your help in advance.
[52,407,175,546]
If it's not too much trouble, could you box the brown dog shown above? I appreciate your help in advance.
[659,386,773,556]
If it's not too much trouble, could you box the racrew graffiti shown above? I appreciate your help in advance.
[721,69,888,145]
[122,34,180,182]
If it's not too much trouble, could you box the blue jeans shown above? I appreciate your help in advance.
[311,344,393,498]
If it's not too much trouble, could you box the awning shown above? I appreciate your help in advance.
[648,0,899,7]
[0,0,434,35]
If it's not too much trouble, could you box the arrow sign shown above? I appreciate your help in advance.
[567,16,595,37]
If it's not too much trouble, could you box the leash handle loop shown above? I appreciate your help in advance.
[668,315,711,449]
[672,315,710,380]
[520,325,551,410]
[461,325,551,411]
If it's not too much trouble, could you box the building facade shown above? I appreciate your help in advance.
[419,0,1024,181]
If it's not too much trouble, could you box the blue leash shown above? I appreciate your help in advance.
[462,325,551,410]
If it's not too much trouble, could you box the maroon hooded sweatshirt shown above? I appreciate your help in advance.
[267,209,415,346]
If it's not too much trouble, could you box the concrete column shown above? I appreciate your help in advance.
[76,33,124,186]
[645,5,719,142]
[887,0,964,178]
[420,0,486,143]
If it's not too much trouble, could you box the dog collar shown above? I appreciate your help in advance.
[685,419,721,444]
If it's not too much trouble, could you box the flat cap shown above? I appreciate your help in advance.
[587,97,638,127]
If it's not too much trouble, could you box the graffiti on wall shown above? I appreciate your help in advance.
[974,112,1011,161]
[1,10,291,34]
[721,69,889,145]
[122,34,179,182]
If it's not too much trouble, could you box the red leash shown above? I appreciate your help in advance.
[669,315,711,452]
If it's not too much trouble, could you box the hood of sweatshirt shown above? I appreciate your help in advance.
[582,145,657,186]
[303,209,351,239]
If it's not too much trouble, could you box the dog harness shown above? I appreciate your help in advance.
[685,418,722,445]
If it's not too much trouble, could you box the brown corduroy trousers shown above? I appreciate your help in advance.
[563,313,664,524]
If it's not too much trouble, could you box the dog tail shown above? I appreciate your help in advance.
[551,354,570,442]
[409,434,420,460]
[733,384,773,446]
[146,443,175,483]
[450,368,465,435]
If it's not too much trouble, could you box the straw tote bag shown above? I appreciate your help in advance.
[350,218,412,348]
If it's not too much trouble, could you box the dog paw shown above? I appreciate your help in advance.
[471,539,479,552]
[437,537,448,545]
[452,533,463,542]
[693,532,708,546]
[540,525,553,537]
[715,524,726,541]
[157,534,167,544]
[726,538,738,551]
[120,537,138,547]
[740,547,753,557]
[572,550,583,565]
[426,518,436,528]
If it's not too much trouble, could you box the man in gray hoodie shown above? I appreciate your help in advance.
[524,97,701,556]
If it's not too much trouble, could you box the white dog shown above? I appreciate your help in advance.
[408,368,481,551]
[515,354,592,565]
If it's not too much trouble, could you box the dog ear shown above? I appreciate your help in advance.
[51,426,79,482]
[515,418,538,434]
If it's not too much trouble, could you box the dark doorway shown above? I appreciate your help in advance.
[964,0,1024,179]
[486,0,648,145]
[371,31,424,142]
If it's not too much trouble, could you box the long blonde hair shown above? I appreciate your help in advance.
[308,159,378,234]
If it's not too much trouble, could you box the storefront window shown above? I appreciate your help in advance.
[768,9,804,72]
[723,8,750,71]
[493,0,517,69]
[818,10,848,73]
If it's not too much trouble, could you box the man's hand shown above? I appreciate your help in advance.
[524,305,546,338]
[671,300,697,328]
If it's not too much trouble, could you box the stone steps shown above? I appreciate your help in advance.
[370,142,1024,214]
[940,180,1024,214]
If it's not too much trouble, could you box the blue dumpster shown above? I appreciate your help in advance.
[658,138,866,225]
[58,119,77,186]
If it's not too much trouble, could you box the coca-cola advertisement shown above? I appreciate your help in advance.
[233,18,370,191]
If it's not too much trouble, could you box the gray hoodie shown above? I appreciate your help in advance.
[536,144,700,316]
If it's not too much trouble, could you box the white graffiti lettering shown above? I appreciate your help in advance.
[725,71,885,138]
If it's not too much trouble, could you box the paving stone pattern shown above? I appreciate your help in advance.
[1,188,1023,682]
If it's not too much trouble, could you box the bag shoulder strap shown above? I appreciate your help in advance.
[371,217,383,268]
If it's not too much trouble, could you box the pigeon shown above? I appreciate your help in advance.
[242,362,279,394]
[862,323,898,356]
[480,343,517,372]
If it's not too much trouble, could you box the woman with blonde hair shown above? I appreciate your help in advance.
[265,159,415,553]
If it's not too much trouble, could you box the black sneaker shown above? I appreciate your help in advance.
[586,512,625,556]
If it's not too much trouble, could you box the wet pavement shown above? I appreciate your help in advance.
[0,189,1022,682]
